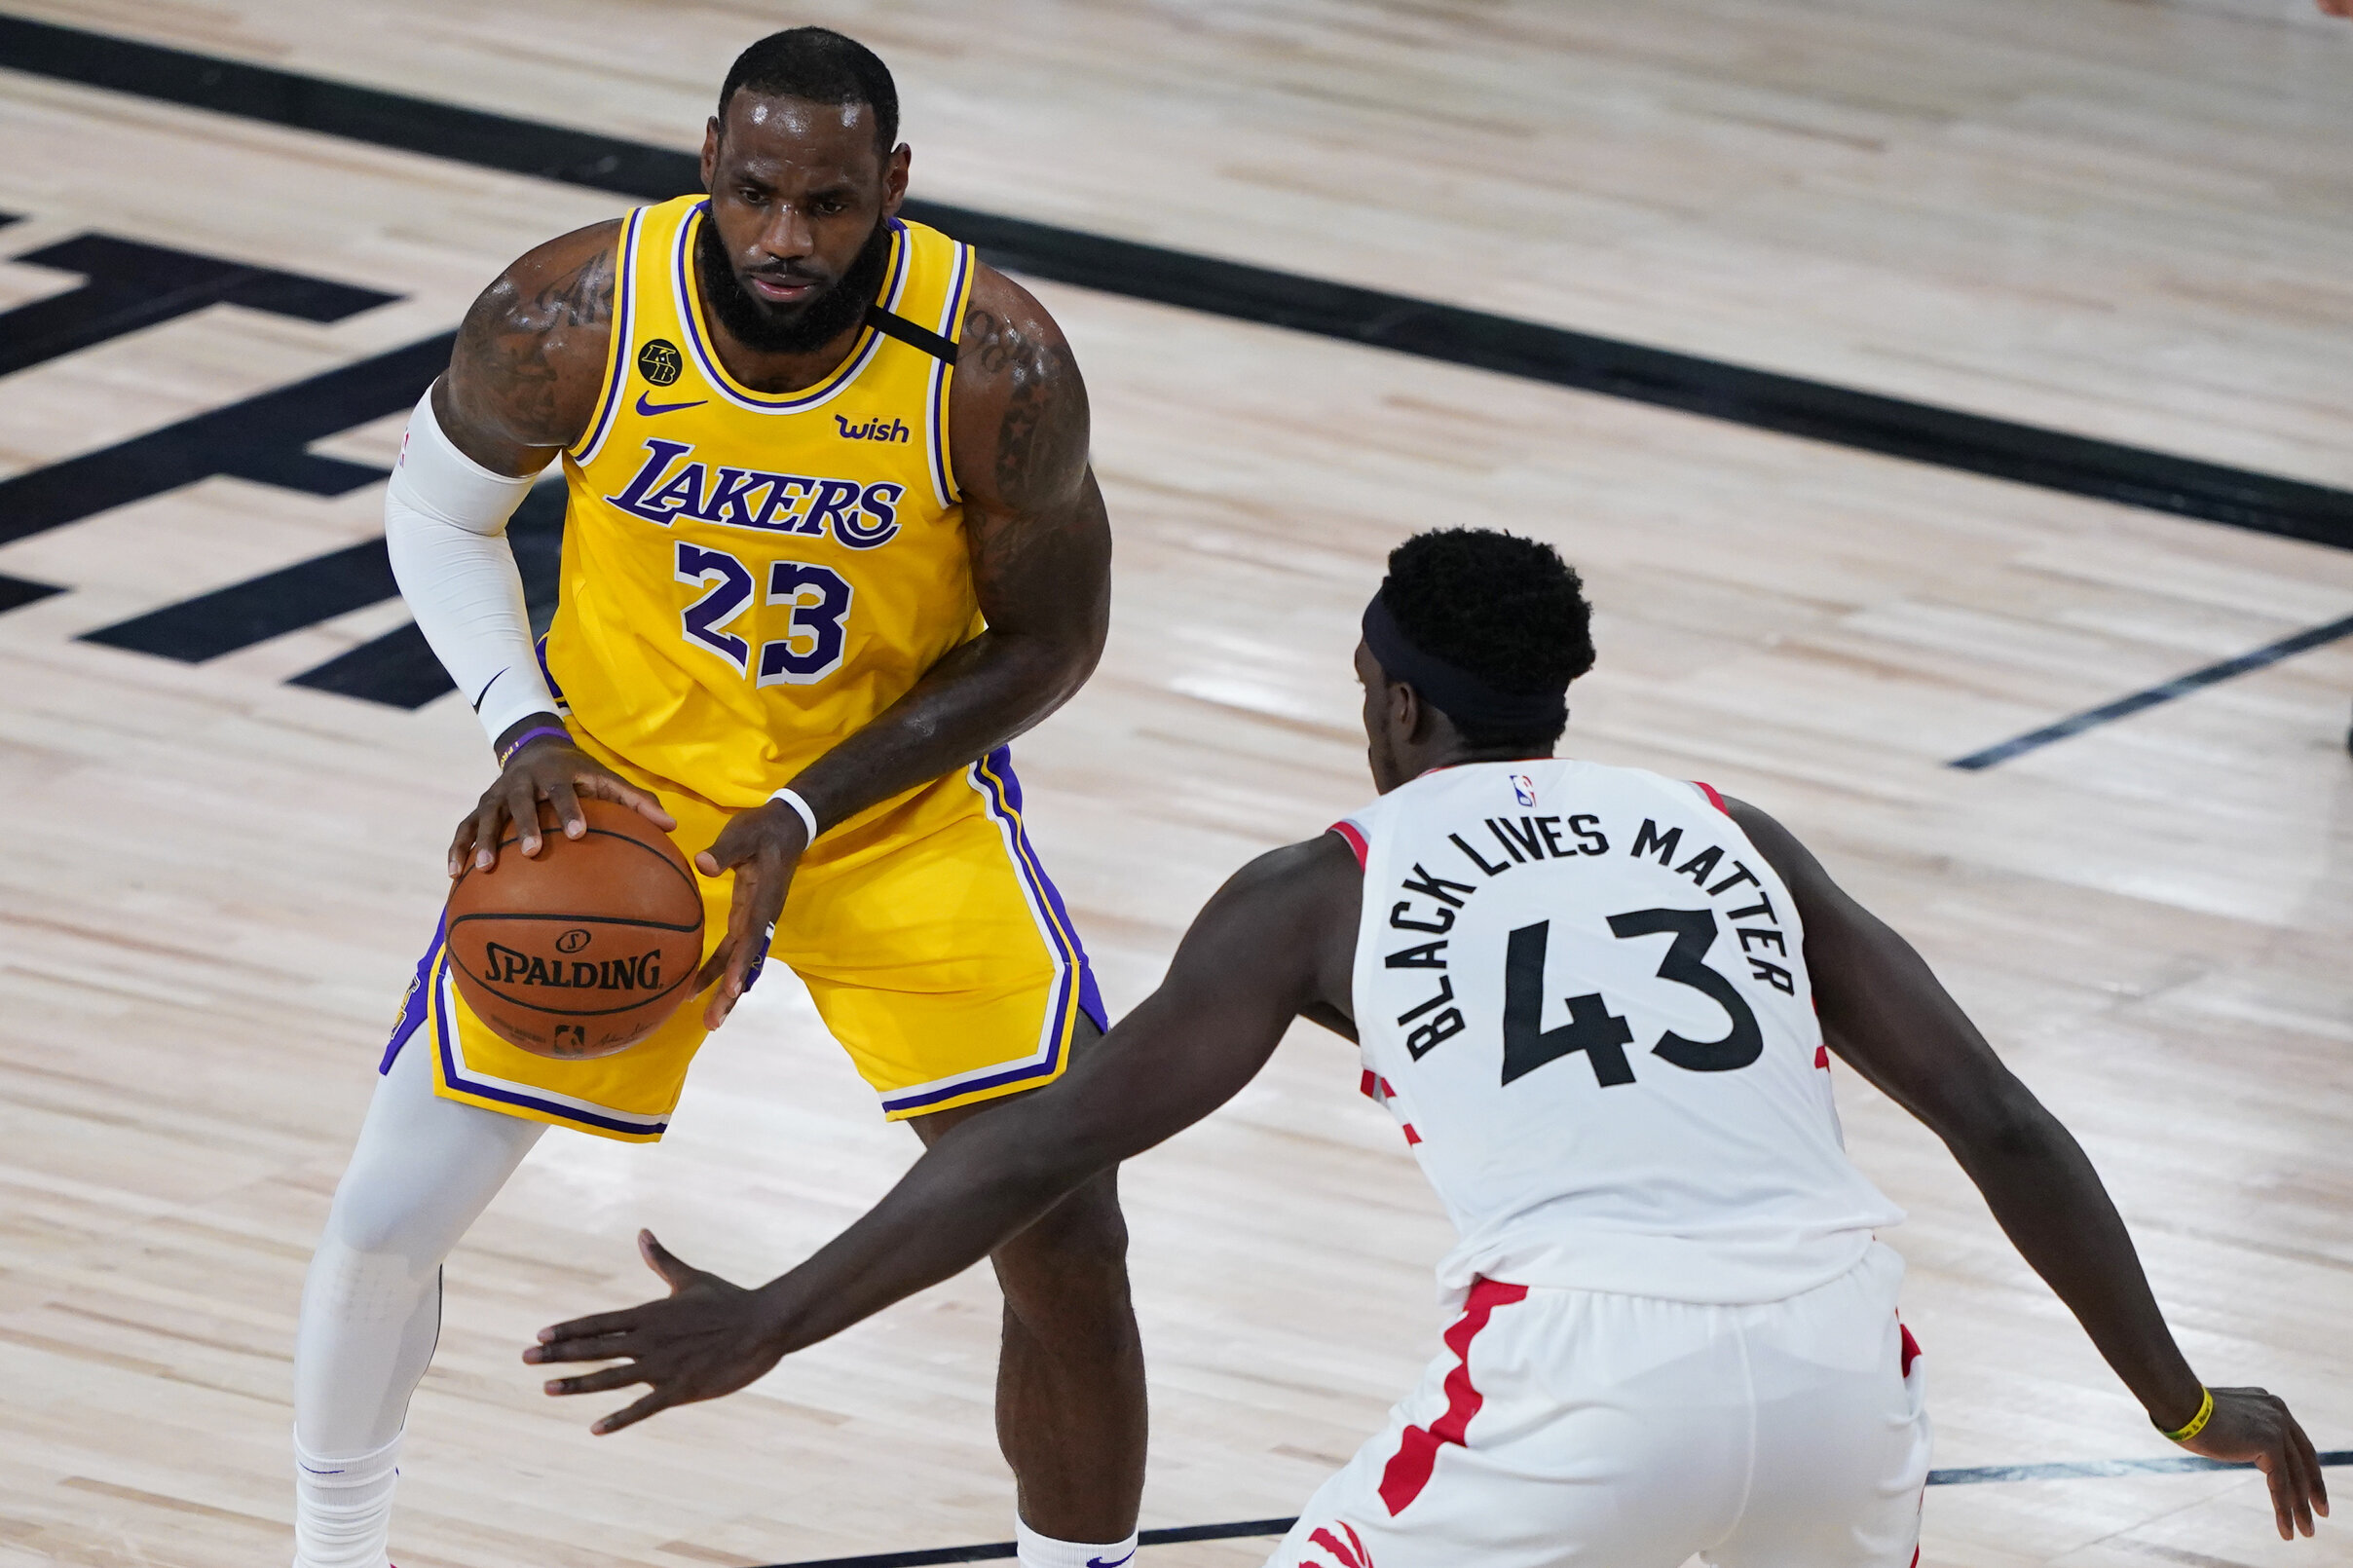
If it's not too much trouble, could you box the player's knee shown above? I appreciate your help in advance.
[996,1177,1133,1304]
[323,1160,456,1263]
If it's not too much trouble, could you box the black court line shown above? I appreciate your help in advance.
[84,538,395,662]
[0,332,451,550]
[765,1452,2353,1567]
[80,474,561,678]
[4,13,2350,549]
[0,572,61,614]
[1951,611,2353,769]
[1930,1450,2352,1484]
[0,232,393,377]
[773,1518,1299,1568]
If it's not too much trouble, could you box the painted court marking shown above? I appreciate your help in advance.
[761,1451,2353,1566]
[2,13,2349,550]
[1950,612,2353,769]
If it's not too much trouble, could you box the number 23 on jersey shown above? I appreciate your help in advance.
[673,541,854,687]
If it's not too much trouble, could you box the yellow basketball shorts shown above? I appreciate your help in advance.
[382,740,1103,1141]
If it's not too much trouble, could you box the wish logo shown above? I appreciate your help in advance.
[604,437,903,548]
[834,413,910,443]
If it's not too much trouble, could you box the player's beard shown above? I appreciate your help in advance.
[695,211,891,356]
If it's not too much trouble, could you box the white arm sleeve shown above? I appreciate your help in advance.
[384,391,559,745]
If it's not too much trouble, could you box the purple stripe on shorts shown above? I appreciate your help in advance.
[878,749,1107,1117]
[380,911,446,1073]
[881,1050,1067,1114]
[982,745,1107,1031]
[426,958,667,1138]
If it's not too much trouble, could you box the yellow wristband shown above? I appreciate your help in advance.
[2155,1386,2214,1443]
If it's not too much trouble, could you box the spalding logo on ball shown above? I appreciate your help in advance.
[443,800,704,1058]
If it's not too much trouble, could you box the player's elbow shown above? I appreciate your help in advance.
[1005,613,1106,718]
[1060,610,1108,697]
[1935,1074,2064,1168]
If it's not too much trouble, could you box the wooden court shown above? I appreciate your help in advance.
[2,1,2350,1563]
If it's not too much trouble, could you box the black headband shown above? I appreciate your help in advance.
[1362,589,1568,733]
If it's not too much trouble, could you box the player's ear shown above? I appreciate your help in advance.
[1391,679,1425,745]
[882,143,911,215]
[700,117,722,191]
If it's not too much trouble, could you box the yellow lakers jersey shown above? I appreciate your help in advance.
[548,195,980,810]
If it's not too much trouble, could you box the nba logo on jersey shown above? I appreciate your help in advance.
[1511,773,1537,808]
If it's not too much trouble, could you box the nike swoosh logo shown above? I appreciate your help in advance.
[1086,1555,1135,1568]
[635,392,707,416]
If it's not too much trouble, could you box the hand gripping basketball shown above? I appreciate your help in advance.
[451,724,676,876]
[692,799,813,1030]
[443,799,704,1057]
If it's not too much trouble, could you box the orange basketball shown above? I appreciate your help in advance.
[443,799,704,1059]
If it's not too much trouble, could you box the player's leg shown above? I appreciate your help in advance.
[290,1034,544,1568]
[910,1012,1149,1563]
[1267,1282,1747,1568]
[780,751,1140,1563]
[1702,1245,1931,1568]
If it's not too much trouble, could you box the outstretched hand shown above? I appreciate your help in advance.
[692,801,810,1028]
[526,1230,784,1435]
[2174,1386,2330,1540]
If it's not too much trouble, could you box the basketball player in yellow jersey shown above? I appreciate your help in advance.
[290,29,1142,1568]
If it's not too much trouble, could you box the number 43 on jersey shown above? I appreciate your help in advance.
[1498,908,1765,1088]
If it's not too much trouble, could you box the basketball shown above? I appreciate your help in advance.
[442,800,704,1059]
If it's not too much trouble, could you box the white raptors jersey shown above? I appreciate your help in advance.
[1333,759,1903,1308]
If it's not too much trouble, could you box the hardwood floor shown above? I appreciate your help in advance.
[0,3,2348,1564]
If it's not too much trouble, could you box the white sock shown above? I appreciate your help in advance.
[1016,1518,1140,1568]
[292,1428,402,1568]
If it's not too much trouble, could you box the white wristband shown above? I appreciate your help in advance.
[767,788,820,841]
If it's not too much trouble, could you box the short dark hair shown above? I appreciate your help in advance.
[717,28,900,152]
[1380,528,1595,748]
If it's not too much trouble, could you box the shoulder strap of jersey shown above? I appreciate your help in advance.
[1327,818,1369,868]
[864,302,957,364]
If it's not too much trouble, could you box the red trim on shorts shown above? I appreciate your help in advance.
[1360,1073,1422,1145]
[1377,1276,1529,1514]
[1297,1521,1376,1568]
[1328,820,1369,868]
[1814,1044,1830,1068]
[1900,1321,1922,1377]
[1310,1526,1364,1568]
[1693,779,1729,815]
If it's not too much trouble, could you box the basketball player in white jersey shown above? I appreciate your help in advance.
[528,529,2326,1563]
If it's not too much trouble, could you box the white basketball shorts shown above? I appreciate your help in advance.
[1266,1243,1929,1568]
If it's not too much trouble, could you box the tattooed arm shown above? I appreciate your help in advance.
[433,220,620,471]
[418,221,677,869]
[692,265,1112,1025]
